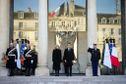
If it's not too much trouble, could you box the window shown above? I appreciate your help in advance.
[109,18,114,24]
[118,28,121,35]
[98,18,101,24]
[35,31,38,41]
[18,11,24,19]
[101,17,107,24]
[111,28,114,35]
[107,19,109,24]
[35,22,38,30]
[19,22,23,30]
[118,19,121,24]
[114,19,118,24]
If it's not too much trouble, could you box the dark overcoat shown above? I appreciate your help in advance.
[52,48,62,70]
[63,48,75,66]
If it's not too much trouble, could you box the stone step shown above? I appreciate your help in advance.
[0,75,126,84]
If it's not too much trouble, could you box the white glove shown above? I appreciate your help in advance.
[15,59,17,62]
[31,60,33,64]
[89,45,93,48]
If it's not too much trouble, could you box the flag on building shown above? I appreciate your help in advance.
[48,11,56,17]
[48,2,65,17]
[111,45,120,68]
[103,43,112,69]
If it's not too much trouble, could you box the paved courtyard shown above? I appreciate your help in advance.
[0,75,126,84]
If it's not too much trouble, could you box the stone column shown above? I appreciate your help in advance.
[86,0,99,76]
[0,0,10,76]
[9,0,14,42]
[87,0,97,47]
[36,0,49,76]
[121,0,126,75]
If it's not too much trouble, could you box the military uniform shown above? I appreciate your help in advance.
[31,50,38,75]
[24,49,32,76]
[6,47,17,76]
[88,48,100,76]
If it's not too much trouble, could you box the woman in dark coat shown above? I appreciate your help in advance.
[52,45,62,76]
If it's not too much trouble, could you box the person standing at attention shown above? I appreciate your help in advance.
[52,45,62,76]
[88,44,101,76]
[63,43,75,76]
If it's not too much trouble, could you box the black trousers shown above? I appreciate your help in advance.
[65,65,72,76]
[54,70,59,76]
[9,68,15,76]
[31,68,36,75]
[25,67,31,76]
[92,61,98,76]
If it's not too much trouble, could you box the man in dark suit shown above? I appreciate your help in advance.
[63,43,75,76]
[88,44,101,76]
[52,45,62,76]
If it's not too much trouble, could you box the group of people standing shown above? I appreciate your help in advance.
[5,39,101,76]
[52,43,101,76]
[5,39,38,76]
[52,43,75,76]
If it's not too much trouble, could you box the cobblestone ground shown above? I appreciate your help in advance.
[0,75,126,84]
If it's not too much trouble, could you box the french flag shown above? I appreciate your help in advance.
[111,44,120,68]
[48,12,56,17]
[48,6,60,17]
[103,43,112,69]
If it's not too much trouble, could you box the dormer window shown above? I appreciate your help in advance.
[109,18,114,24]
[18,11,24,19]
[101,17,107,24]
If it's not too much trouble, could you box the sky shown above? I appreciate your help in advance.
[14,0,39,12]
[14,0,117,14]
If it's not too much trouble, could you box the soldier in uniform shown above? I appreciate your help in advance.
[31,45,38,75]
[88,44,101,76]
[63,43,75,76]
[6,43,17,76]
[24,45,32,76]
[52,45,62,76]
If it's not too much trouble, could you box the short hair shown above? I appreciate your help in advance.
[93,44,97,46]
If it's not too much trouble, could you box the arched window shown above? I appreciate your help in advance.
[18,11,24,19]
[109,18,114,24]
[101,17,107,24]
